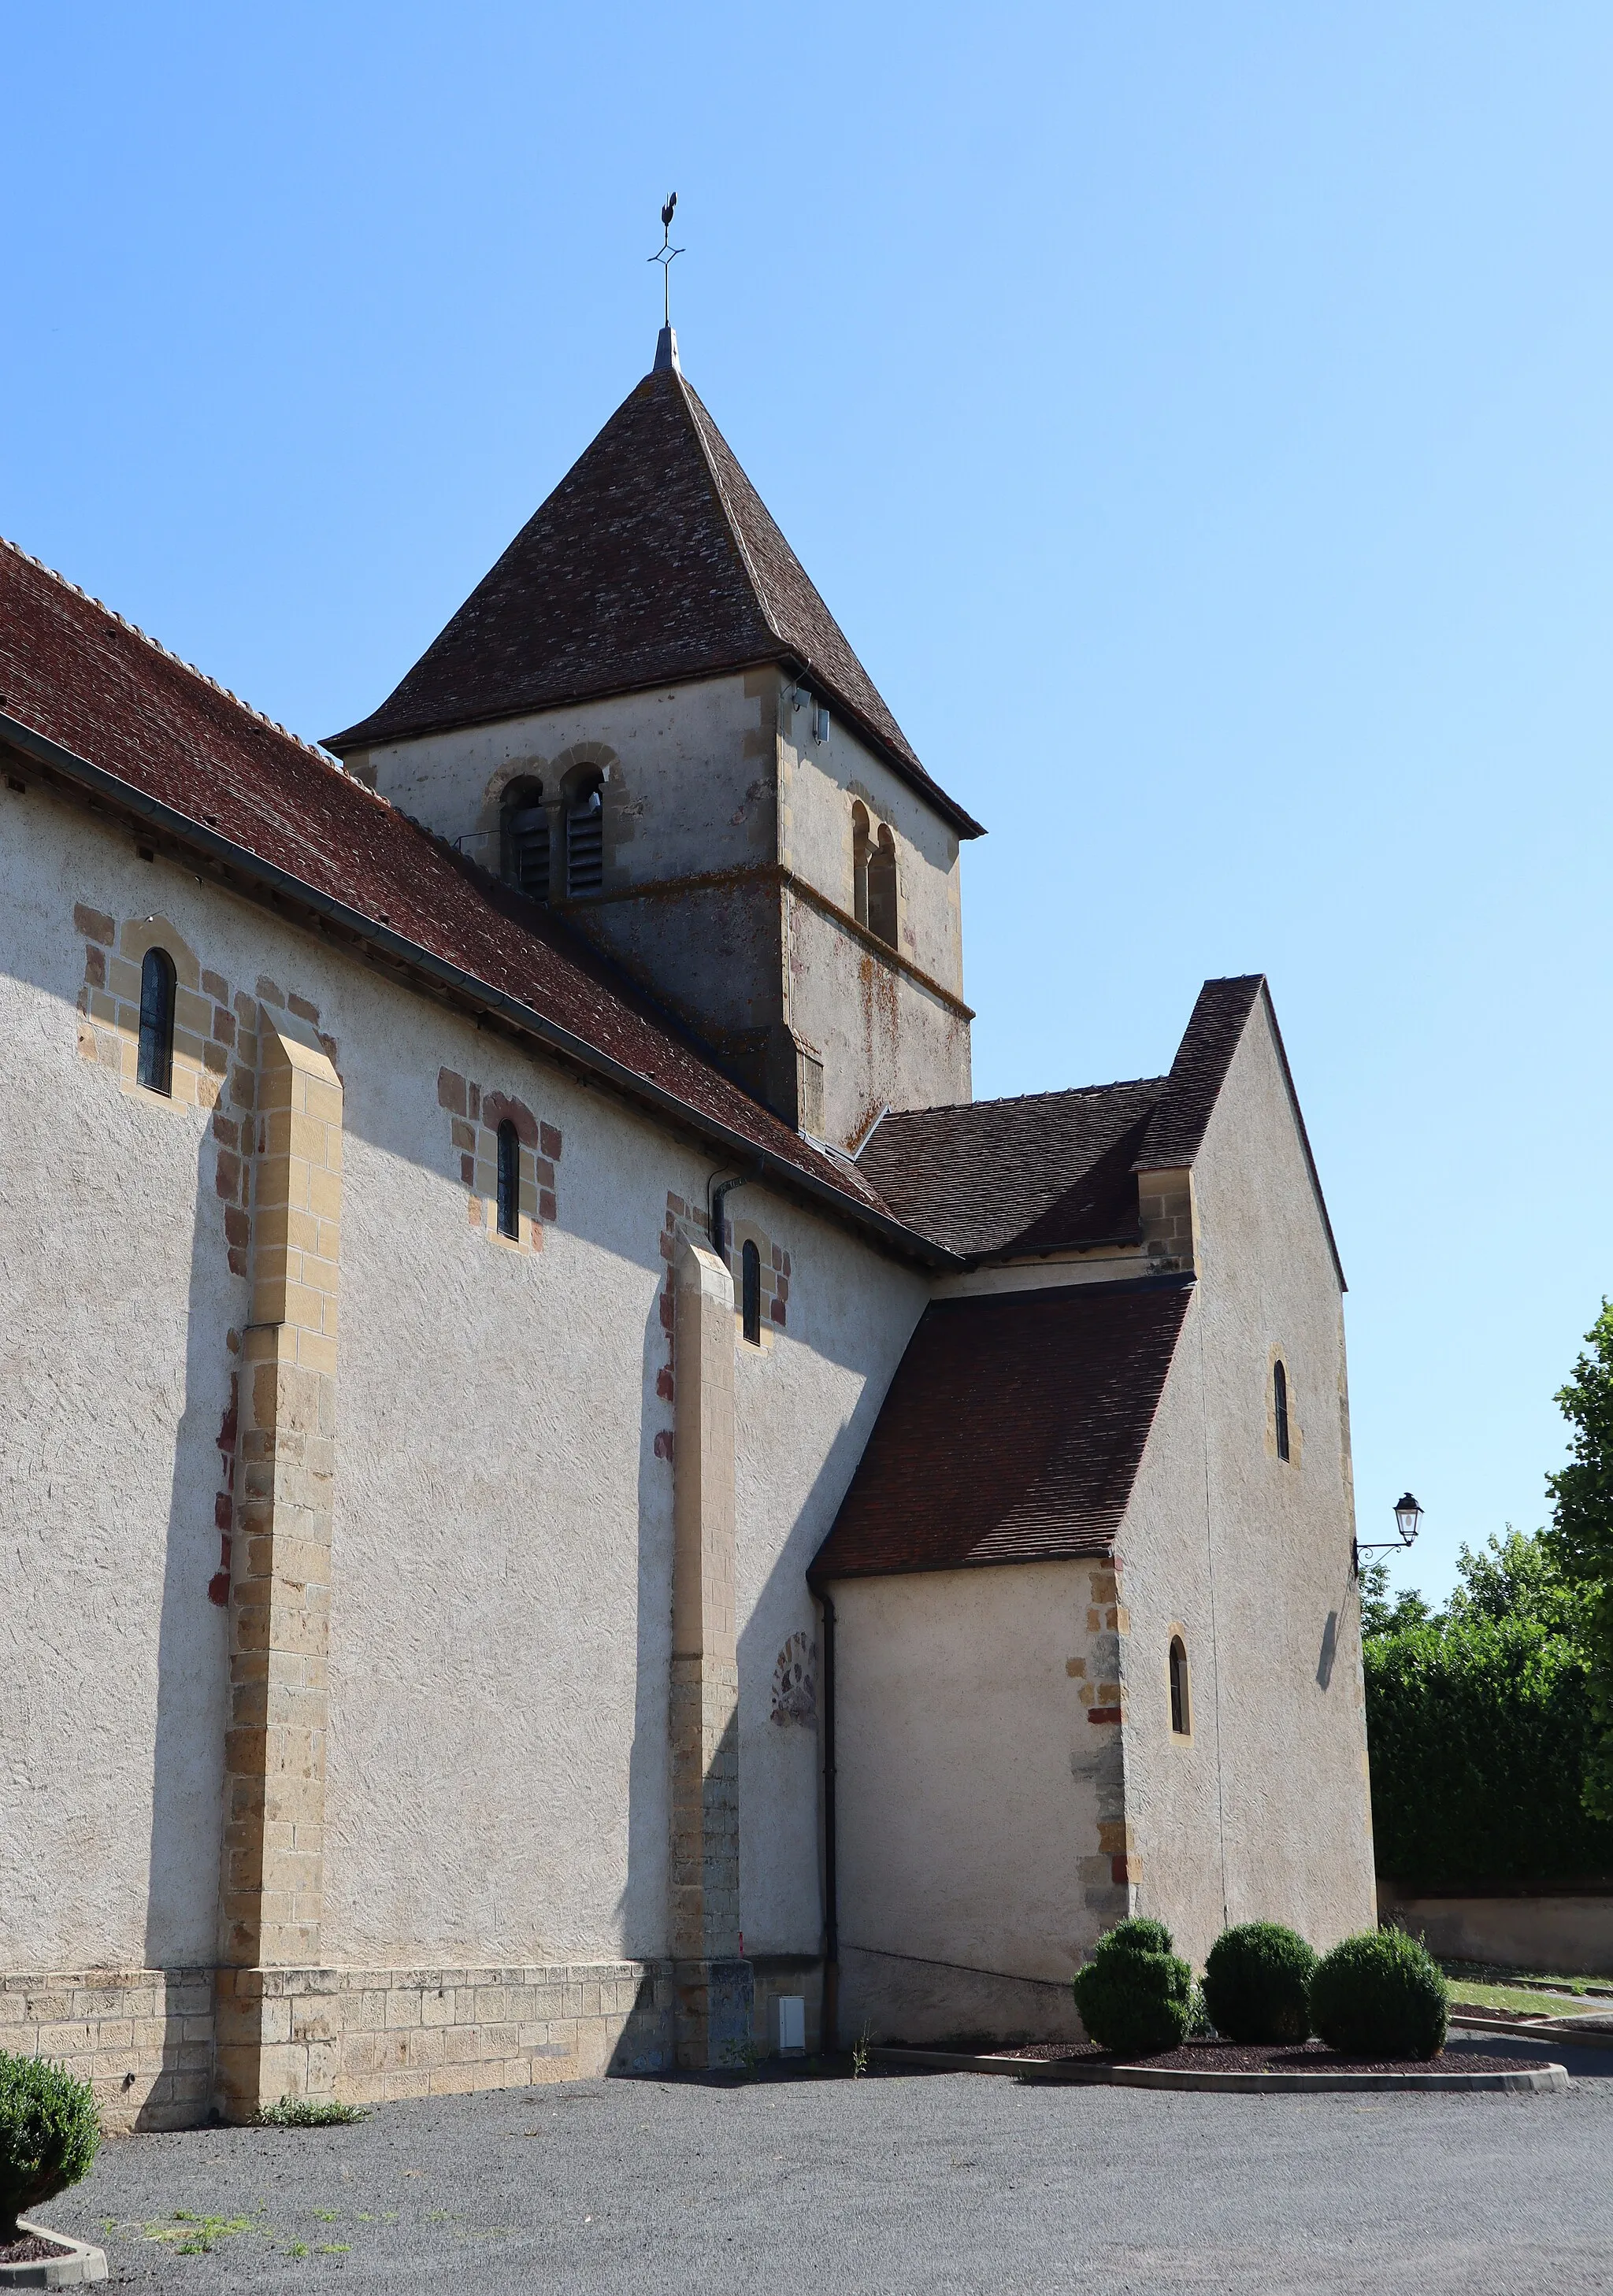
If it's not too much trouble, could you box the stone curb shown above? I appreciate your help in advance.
[0,2222,108,2287]
[1450,2013,1613,2050]
[870,2046,1569,2094]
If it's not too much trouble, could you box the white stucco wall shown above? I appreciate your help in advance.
[0,796,235,1969]
[831,1559,1113,2042]
[0,783,926,1977]
[1119,999,1377,1965]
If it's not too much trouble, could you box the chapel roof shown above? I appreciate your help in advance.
[808,1278,1193,1584]
[858,975,1298,1263]
[0,535,928,1252]
[326,339,984,839]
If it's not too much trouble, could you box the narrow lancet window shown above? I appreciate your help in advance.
[1169,1637,1191,1736]
[496,1120,520,1239]
[868,823,898,949]
[851,802,871,927]
[741,1239,762,1346]
[137,946,176,1094]
[1274,1358,1291,1462]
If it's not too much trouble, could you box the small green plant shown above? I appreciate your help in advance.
[1310,1928,1448,2061]
[1203,1921,1318,2042]
[256,2095,368,2128]
[722,2036,763,2079]
[1072,1918,1194,2058]
[144,2209,263,2255]
[851,2020,872,2078]
[0,2051,101,2239]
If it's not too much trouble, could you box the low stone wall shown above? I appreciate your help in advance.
[2,1956,832,2128]
[0,1968,215,2133]
[2,1961,677,2131]
[1379,1883,1613,1978]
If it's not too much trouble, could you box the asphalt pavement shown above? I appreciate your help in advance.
[49,2032,1613,2295]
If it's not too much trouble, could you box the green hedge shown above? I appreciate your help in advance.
[1365,1610,1613,1885]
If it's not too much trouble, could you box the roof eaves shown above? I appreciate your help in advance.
[0,707,964,1275]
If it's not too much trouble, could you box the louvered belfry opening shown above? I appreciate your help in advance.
[566,780,603,896]
[501,780,550,901]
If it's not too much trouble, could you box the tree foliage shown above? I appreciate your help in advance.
[1545,1300,1613,1821]
[1363,1530,1613,1884]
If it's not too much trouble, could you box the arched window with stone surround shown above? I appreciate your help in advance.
[741,1239,762,1346]
[501,779,550,901]
[851,801,871,927]
[1169,1636,1191,1736]
[137,946,176,1094]
[565,772,604,896]
[495,1120,520,1239]
[867,823,898,949]
[1274,1358,1291,1462]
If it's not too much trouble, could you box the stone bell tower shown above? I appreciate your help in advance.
[327,328,984,1151]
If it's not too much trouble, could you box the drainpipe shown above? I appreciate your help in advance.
[706,1165,758,1264]
[819,1588,839,2057]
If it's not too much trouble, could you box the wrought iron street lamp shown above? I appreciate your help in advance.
[1354,1491,1422,1579]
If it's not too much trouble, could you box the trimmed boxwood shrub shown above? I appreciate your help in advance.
[1072,1917,1193,2058]
[1309,1929,1448,2062]
[1203,1921,1317,2042]
[0,2053,101,2239]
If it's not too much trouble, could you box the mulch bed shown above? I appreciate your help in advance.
[999,2040,1526,2075]
[0,2232,74,2264]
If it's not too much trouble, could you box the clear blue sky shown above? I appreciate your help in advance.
[6,5,1610,1606]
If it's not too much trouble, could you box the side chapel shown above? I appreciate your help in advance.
[0,324,1377,2124]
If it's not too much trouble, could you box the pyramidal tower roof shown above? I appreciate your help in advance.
[328,330,982,836]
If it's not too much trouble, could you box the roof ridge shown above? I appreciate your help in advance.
[0,533,345,775]
[672,372,786,652]
[881,1075,1169,1120]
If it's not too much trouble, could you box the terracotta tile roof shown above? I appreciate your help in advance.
[0,535,933,1247]
[1133,974,1264,1170]
[808,1278,1192,1584]
[857,1078,1166,1259]
[327,356,984,839]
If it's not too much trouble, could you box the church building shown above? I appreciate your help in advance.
[0,326,1377,2126]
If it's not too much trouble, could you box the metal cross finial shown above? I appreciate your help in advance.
[648,191,684,328]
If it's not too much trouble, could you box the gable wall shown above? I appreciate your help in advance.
[1116,1000,1376,1968]
[0,783,927,1988]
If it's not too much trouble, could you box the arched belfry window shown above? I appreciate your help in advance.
[495,1120,520,1239]
[1169,1637,1191,1737]
[137,946,176,1095]
[867,823,898,950]
[741,1239,762,1346]
[501,780,549,901]
[1274,1358,1291,1462]
[566,775,603,896]
[851,802,871,927]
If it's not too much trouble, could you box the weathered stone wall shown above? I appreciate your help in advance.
[343,669,972,1146]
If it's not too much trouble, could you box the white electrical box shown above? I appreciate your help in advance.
[776,1994,806,2055]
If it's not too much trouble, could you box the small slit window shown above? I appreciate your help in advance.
[501,780,550,901]
[495,1120,520,1239]
[137,946,176,1095]
[1169,1636,1191,1737]
[1274,1358,1290,1462]
[566,779,604,895]
[741,1239,762,1346]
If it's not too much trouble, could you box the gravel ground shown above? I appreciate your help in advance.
[43,2032,1613,2296]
